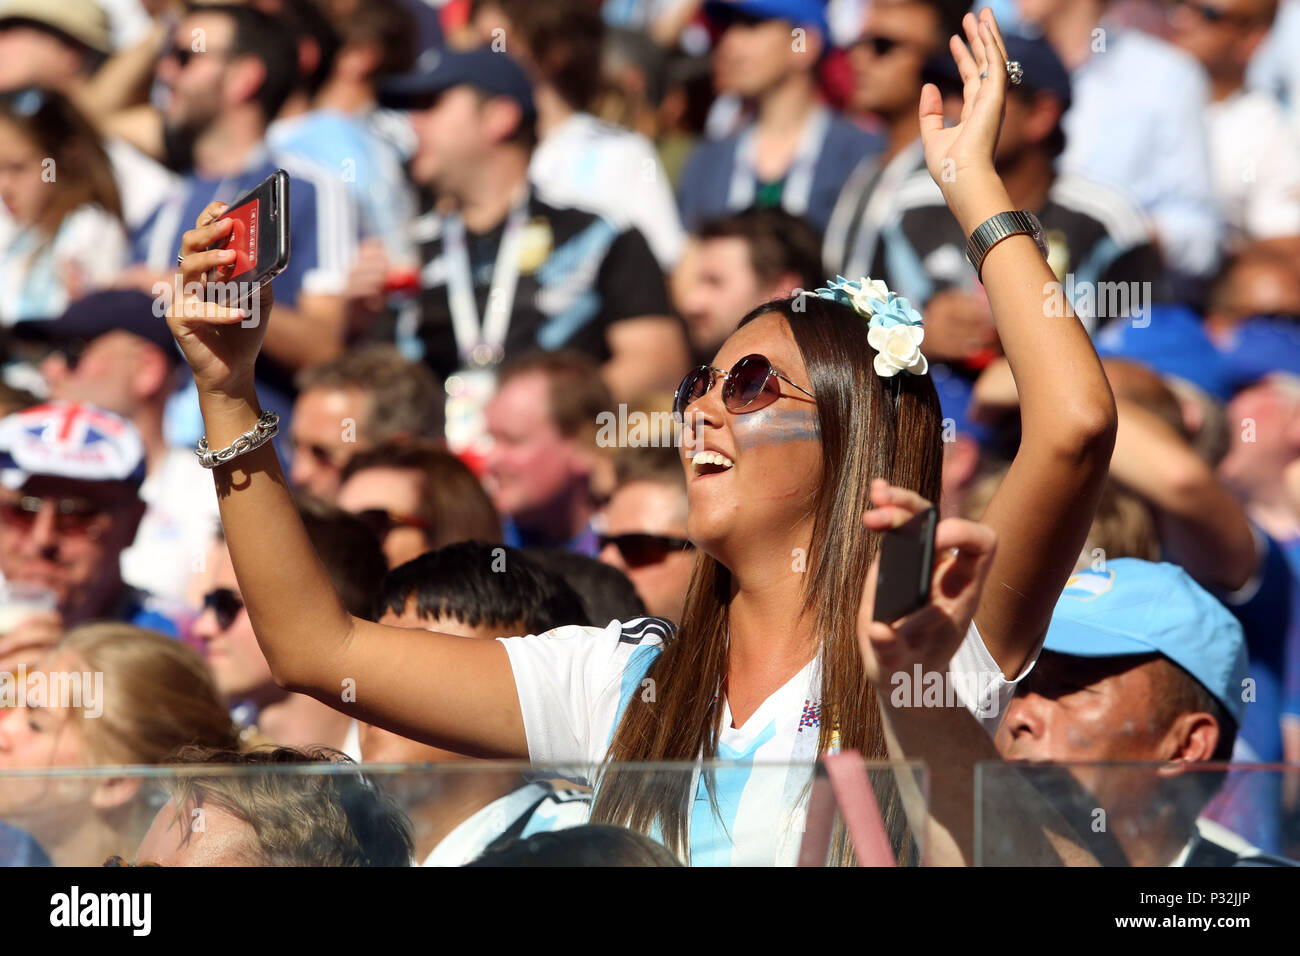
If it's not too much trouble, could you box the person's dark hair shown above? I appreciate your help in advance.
[295,345,445,444]
[696,208,825,293]
[525,548,647,627]
[376,541,586,634]
[614,443,687,492]
[165,745,414,866]
[468,85,539,153]
[591,294,944,863]
[1013,87,1067,161]
[496,350,614,443]
[340,440,502,548]
[487,0,603,113]
[297,497,388,620]
[279,0,342,97]
[467,823,683,866]
[1150,656,1237,763]
[330,0,416,78]
[0,88,121,238]
[199,4,299,120]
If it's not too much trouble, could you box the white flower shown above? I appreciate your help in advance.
[867,324,928,378]
[849,278,890,315]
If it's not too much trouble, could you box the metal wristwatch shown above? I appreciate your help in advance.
[965,210,1049,280]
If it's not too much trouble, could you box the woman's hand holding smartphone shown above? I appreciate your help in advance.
[856,479,998,693]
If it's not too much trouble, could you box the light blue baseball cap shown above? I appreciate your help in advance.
[1043,559,1248,726]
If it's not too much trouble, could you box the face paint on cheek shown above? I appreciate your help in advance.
[731,406,820,452]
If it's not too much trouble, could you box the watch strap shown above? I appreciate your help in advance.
[965,210,1046,280]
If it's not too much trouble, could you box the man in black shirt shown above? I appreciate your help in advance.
[360,47,687,444]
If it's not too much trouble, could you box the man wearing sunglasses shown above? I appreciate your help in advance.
[824,0,961,278]
[677,0,882,235]
[1170,0,1300,245]
[597,446,696,623]
[129,3,360,430]
[0,402,178,674]
[13,290,221,604]
[1017,0,1221,288]
[192,501,386,755]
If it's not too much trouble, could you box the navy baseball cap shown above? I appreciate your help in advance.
[378,46,536,120]
[923,32,1071,113]
[11,290,182,366]
[704,0,830,43]
[1043,559,1248,727]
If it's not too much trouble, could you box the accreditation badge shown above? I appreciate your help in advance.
[444,367,498,457]
[516,218,553,274]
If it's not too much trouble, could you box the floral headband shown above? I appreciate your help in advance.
[810,276,928,378]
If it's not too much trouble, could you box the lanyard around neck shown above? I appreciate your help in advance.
[727,105,831,217]
[442,190,531,369]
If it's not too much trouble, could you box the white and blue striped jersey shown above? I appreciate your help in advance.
[499,615,1026,866]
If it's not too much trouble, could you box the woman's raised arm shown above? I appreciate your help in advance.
[167,203,527,758]
[919,10,1117,677]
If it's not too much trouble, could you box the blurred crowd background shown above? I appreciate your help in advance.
[0,0,1299,866]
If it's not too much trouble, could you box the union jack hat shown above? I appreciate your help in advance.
[0,401,146,490]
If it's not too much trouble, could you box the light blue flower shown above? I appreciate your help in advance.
[866,293,923,329]
[809,275,928,377]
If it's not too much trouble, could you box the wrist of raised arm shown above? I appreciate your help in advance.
[943,173,1016,236]
[196,384,264,449]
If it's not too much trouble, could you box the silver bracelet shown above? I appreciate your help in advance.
[195,410,280,469]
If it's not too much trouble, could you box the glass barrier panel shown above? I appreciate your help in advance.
[974,761,1300,866]
[0,758,926,867]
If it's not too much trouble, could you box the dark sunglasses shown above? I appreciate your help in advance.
[853,34,920,57]
[103,855,160,867]
[202,587,244,631]
[1179,0,1260,26]
[673,353,815,423]
[170,45,229,68]
[599,533,693,568]
[0,494,113,536]
[353,508,433,538]
[51,337,91,371]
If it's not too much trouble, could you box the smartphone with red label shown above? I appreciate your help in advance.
[205,169,290,297]
[872,506,937,622]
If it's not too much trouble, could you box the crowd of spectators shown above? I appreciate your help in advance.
[0,0,1299,868]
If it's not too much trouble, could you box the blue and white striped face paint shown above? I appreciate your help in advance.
[731,404,821,453]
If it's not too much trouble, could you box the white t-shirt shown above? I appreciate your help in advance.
[529,112,684,269]
[120,448,221,602]
[0,204,126,325]
[1205,90,1300,243]
[499,615,1028,866]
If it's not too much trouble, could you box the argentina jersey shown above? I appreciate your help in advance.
[372,191,671,383]
[498,614,1024,865]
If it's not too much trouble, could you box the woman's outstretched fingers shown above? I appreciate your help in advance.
[963,12,986,74]
[984,7,1010,63]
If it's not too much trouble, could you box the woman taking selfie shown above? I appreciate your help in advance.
[166,10,1115,865]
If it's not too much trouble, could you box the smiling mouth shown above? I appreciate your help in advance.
[691,451,735,477]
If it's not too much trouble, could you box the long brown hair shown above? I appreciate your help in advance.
[589,295,943,862]
[0,88,122,241]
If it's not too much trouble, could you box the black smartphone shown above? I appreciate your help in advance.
[872,506,937,622]
[205,169,290,294]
